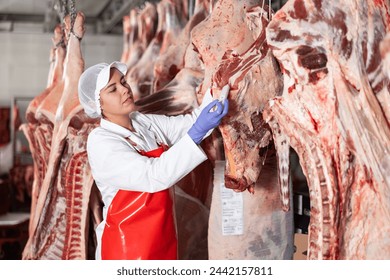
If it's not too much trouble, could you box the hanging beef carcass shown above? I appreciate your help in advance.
[160,0,186,56]
[138,2,159,50]
[136,68,204,115]
[152,1,208,92]
[23,12,99,259]
[264,0,390,259]
[119,15,131,64]
[187,0,293,259]
[124,9,142,68]
[190,0,284,192]
[138,1,211,115]
[126,0,185,100]
[123,3,158,69]
[21,25,66,235]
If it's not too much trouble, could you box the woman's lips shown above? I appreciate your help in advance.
[123,94,133,104]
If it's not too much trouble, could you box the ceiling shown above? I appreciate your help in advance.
[0,0,148,34]
[0,0,289,34]
[0,0,110,16]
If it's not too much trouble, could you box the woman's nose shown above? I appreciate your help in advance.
[121,84,129,95]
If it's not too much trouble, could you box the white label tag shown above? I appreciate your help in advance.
[214,160,244,236]
[220,183,244,236]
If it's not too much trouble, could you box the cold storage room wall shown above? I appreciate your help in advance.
[0,32,122,107]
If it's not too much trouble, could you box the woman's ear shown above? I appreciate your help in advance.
[99,97,104,118]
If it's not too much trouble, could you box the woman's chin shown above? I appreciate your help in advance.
[124,104,136,114]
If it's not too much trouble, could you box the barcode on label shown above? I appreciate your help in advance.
[220,183,243,236]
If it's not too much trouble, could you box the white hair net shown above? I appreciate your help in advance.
[78,61,127,118]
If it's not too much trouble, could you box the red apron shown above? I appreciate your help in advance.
[101,144,177,260]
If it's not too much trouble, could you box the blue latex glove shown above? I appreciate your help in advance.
[188,99,229,144]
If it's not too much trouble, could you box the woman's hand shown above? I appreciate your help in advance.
[188,99,229,144]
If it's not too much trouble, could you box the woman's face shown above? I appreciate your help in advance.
[99,68,135,117]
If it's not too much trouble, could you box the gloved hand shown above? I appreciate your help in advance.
[188,99,229,144]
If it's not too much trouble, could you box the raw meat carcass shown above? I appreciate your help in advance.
[127,0,190,100]
[23,12,99,259]
[189,0,293,259]
[191,0,283,192]
[125,1,169,100]
[136,68,204,115]
[381,32,390,79]
[159,0,186,56]
[264,0,390,259]
[123,9,142,68]
[138,2,158,50]
[21,25,66,234]
[119,15,131,64]
[123,3,158,69]
[152,3,207,92]
[182,0,215,74]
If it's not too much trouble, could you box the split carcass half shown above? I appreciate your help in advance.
[124,9,142,68]
[123,3,158,69]
[190,0,293,259]
[23,12,99,259]
[152,6,207,92]
[264,0,390,259]
[126,0,186,100]
[21,25,66,235]
[120,14,131,64]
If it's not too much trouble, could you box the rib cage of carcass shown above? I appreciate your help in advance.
[20,25,65,237]
[264,0,390,259]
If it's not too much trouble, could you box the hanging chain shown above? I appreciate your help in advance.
[69,0,77,35]
[59,0,68,28]
[52,0,68,48]
[54,0,79,43]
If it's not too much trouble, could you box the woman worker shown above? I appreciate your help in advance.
[77,61,229,260]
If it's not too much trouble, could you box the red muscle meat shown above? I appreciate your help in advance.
[191,0,283,192]
[264,0,390,259]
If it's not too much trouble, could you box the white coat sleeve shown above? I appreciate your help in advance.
[87,130,207,193]
[147,90,214,144]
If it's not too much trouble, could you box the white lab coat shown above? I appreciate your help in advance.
[87,93,213,260]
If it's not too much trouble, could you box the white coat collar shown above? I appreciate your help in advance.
[100,118,133,138]
[99,112,158,150]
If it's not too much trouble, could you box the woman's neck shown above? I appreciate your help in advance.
[105,114,135,132]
